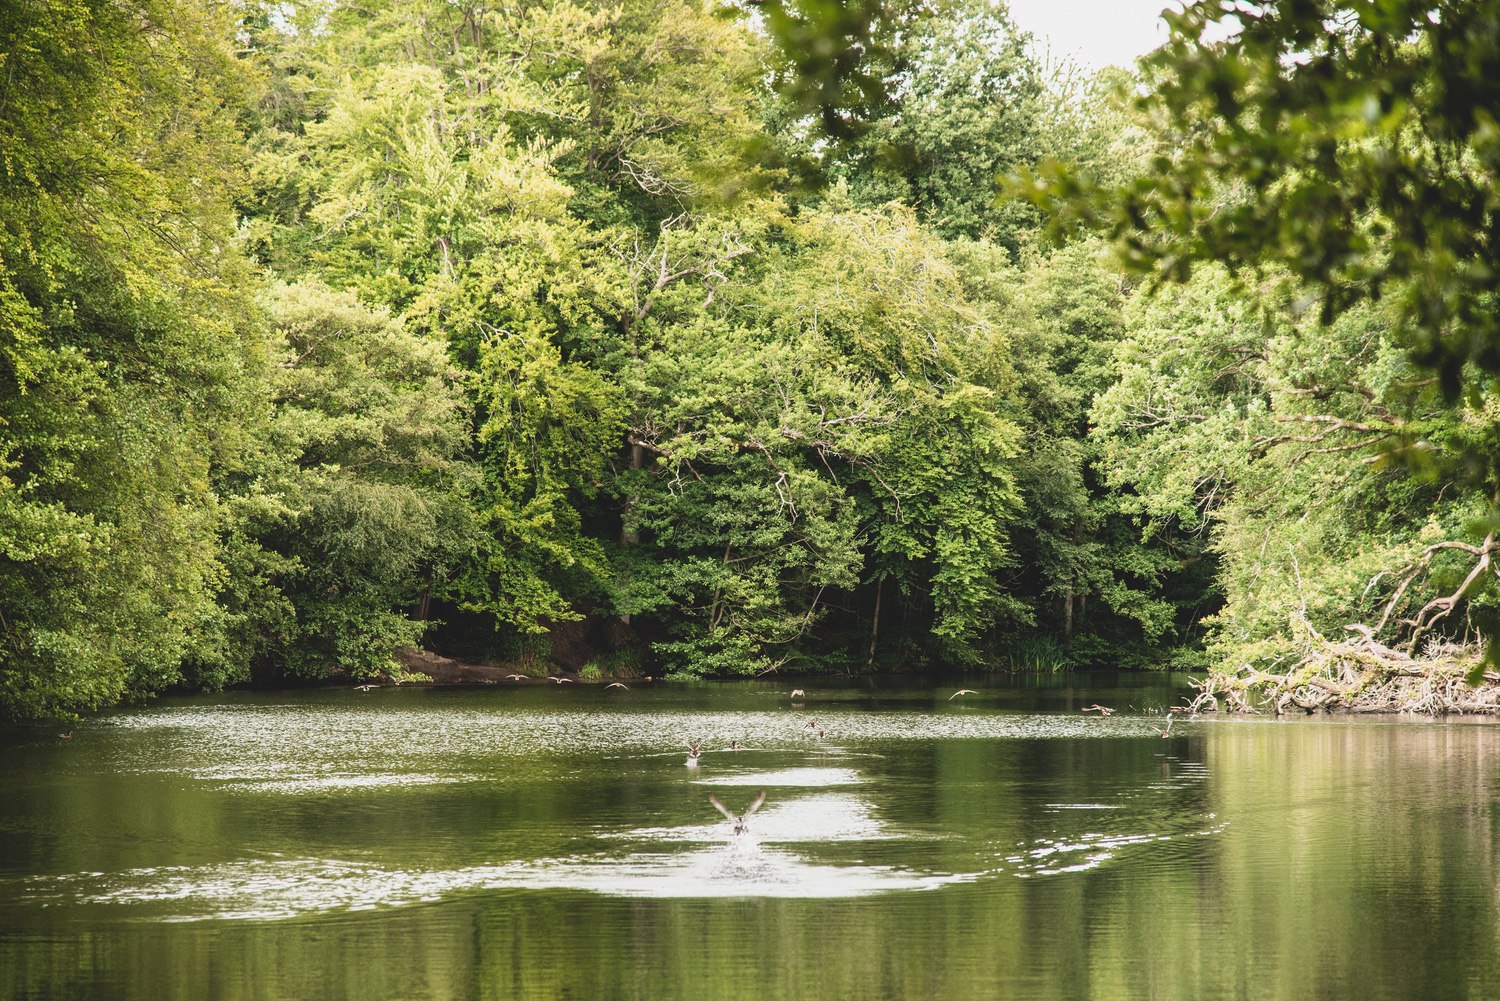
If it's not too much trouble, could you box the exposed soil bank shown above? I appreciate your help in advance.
[393,648,533,684]
[389,615,647,684]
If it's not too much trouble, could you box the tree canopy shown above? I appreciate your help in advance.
[1023,0,1500,699]
[8,0,1499,718]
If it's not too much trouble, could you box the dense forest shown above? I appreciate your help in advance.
[4,0,1499,719]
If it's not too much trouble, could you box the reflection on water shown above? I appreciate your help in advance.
[3,676,1500,1001]
[22,845,971,919]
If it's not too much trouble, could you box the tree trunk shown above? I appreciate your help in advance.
[1064,519,1084,639]
[620,442,644,545]
[866,577,883,670]
[618,442,645,624]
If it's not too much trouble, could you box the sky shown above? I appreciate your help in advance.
[1005,0,1176,70]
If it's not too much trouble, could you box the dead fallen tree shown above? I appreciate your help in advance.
[1188,533,1500,716]
[1190,619,1500,716]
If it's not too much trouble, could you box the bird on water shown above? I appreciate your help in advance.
[685,740,704,766]
[709,790,767,836]
[1082,704,1114,716]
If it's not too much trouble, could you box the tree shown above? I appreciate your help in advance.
[971,239,1195,666]
[1022,0,1500,390]
[748,204,1027,661]
[1018,0,1500,697]
[843,0,1046,248]
[615,321,872,675]
[1092,263,1493,704]
[0,0,262,718]
[191,283,473,686]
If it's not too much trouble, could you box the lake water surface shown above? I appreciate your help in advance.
[3,674,1499,1000]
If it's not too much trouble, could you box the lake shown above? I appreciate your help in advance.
[3,674,1498,1000]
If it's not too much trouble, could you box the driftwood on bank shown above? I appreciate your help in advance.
[1189,619,1500,716]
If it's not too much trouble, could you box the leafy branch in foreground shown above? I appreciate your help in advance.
[1030,0,1500,702]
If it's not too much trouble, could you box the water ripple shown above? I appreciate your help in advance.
[17,846,978,920]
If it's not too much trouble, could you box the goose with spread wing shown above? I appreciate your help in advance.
[709,790,767,836]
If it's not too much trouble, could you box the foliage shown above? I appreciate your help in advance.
[842,0,1047,248]
[1033,0,1500,395]
[0,0,260,719]
[610,205,1027,673]
[36,0,1500,716]
[749,206,1028,657]
[1092,263,1493,680]
[993,634,1072,674]
[747,0,918,140]
[1020,0,1500,687]
[192,282,472,685]
[974,240,1197,664]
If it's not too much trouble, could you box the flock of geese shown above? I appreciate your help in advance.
[338,678,1186,832]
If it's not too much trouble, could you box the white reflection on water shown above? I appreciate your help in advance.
[20,815,1227,918]
[625,793,899,843]
[181,763,465,793]
[22,844,977,921]
[17,798,1225,919]
[1005,820,1228,878]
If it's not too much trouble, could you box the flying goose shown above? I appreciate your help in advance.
[709,790,767,836]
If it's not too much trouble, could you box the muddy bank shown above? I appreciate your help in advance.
[393,648,534,684]
[390,615,646,684]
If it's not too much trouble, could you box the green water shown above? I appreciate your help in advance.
[3,675,1499,1000]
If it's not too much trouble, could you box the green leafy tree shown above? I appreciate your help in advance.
[1093,264,1490,693]
[749,204,1027,662]
[969,240,1194,667]
[616,323,872,674]
[242,8,639,637]
[191,283,473,685]
[0,0,265,718]
[842,0,1046,248]
[1027,0,1500,392]
[1017,0,1500,692]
